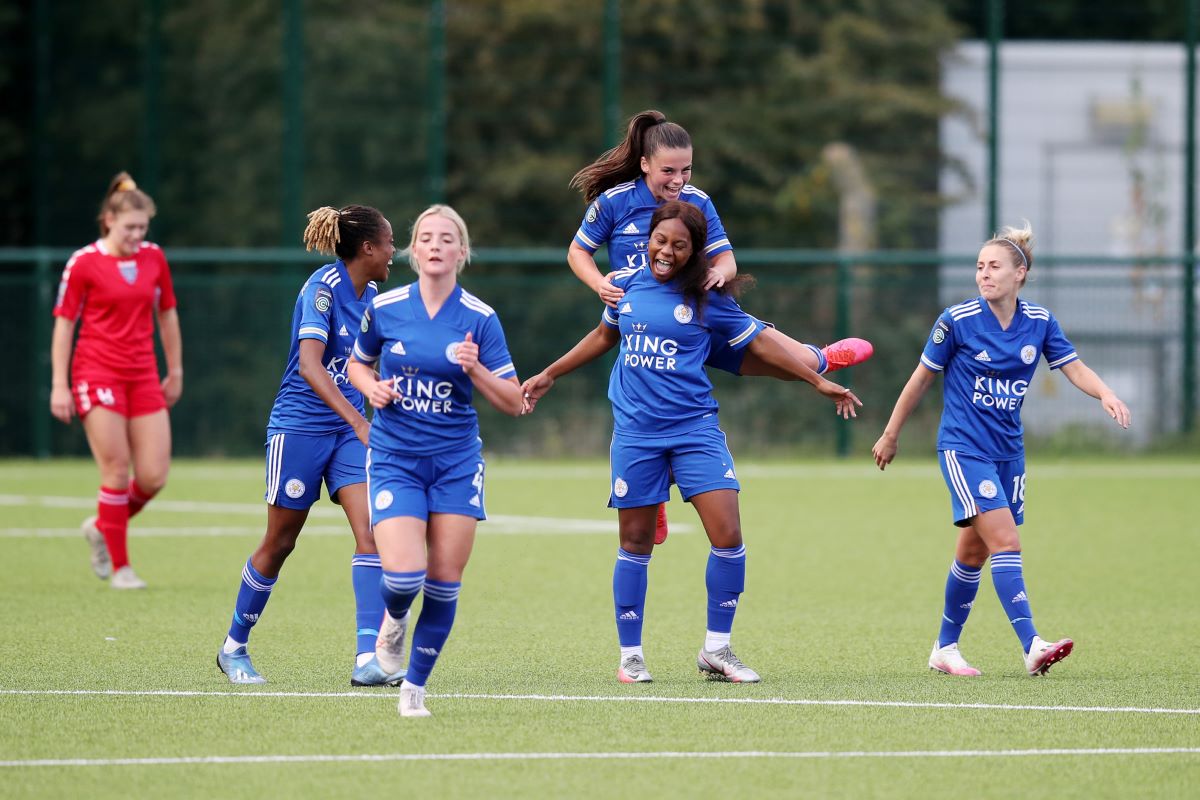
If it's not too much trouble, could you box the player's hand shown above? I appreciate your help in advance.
[702,267,726,291]
[352,416,370,446]
[1101,392,1131,429]
[520,371,555,414]
[597,273,624,308]
[161,371,183,408]
[367,379,401,409]
[49,386,74,424]
[872,433,897,471]
[455,331,481,374]
[815,379,862,419]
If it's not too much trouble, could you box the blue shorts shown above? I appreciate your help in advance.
[264,428,365,509]
[367,444,486,525]
[608,426,739,508]
[704,318,771,376]
[938,449,1025,527]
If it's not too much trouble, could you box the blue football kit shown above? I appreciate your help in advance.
[265,261,377,508]
[920,297,1077,525]
[601,265,764,508]
[353,281,517,524]
[574,178,764,375]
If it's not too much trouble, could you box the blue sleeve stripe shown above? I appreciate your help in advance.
[920,354,944,371]
[603,308,619,326]
[298,326,329,341]
[1047,352,1078,369]
[704,238,731,254]
[490,362,516,377]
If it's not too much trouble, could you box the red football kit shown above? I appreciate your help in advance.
[53,240,178,418]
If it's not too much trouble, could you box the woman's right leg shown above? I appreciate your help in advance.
[613,506,657,683]
[81,408,132,582]
[216,504,309,684]
[928,526,988,676]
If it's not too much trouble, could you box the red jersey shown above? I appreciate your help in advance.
[53,240,178,378]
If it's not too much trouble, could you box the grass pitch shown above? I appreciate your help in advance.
[1,457,1197,798]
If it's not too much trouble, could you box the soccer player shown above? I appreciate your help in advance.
[216,205,400,687]
[50,172,183,590]
[569,109,874,544]
[523,201,860,684]
[347,205,523,717]
[871,222,1131,677]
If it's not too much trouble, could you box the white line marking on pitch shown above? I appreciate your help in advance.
[1,747,1197,768]
[1,689,1195,716]
[0,494,692,535]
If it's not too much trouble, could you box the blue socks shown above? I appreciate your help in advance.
[613,548,651,647]
[991,551,1038,652]
[380,569,425,620]
[406,579,461,687]
[804,343,829,374]
[227,558,276,644]
[706,545,746,635]
[937,560,982,647]
[351,554,384,656]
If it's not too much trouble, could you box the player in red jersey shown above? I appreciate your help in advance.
[50,172,183,590]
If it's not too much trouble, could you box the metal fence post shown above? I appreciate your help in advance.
[427,0,447,204]
[33,252,54,458]
[281,0,304,245]
[140,0,162,203]
[603,0,621,147]
[835,255,851,458]
[1184,0,1197,434]
[986,0,1003,238]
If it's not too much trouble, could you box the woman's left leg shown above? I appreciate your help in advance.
[689,489,759,683]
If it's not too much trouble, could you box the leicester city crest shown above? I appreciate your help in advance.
[673,304,694,324]
[1020,345,1037,365]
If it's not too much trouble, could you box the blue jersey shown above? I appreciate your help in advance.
[920,297,1077,460]
[573,178,733,271]
[601,266,764,437]
[353,281,517,456]
[268,261,377,435]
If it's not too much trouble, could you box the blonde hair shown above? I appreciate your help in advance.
[406,204,472,274]
[97,171,156,236]
[302,205,388,260]
[987,220,1034,276]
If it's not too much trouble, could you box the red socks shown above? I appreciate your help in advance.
[128,480,157,518]
[97,487,130,570]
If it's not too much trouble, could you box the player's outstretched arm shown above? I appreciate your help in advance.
[1058,360,1132,429]
[521,323,619,414]
[746,329,862,419]
[872,364,937,470]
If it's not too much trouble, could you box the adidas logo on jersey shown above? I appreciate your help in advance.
[620,302,633,314]
[724,469,736,479]
[339,325,349,337]
[619,610,640,621]
[1011,590,1028,604]
[719,598,738,608]
[974,350,992,362]
[390,341,406,355]
[622,222,640,235]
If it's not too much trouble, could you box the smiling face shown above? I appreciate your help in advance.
[412,214,467,277]
[103,209,150,257]
[976,243,1027,302]
[640,146,693,203]
[365,219,395,282]
[647,216,695,283]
